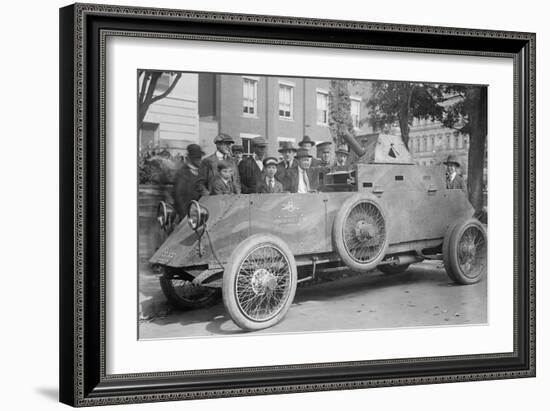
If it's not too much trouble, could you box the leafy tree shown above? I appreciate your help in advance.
[435,85,487,212]
[365,82,443,149]
[328,80,355,146]
[138,70,182,129]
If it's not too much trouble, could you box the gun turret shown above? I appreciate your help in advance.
[341,132,414,164]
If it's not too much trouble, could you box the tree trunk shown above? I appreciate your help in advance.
[397,86,413,149]
[465,86,487,213]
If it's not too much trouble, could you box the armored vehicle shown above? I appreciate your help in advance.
[150,133,486,331]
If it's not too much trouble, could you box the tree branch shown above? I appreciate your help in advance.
[150,73,182,104]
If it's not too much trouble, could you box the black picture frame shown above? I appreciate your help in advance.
[59,3,536,407]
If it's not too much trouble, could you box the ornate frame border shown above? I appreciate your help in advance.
[60,3,535,407]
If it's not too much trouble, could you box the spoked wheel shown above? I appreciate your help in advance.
[443,218,487,284]
[159,269,221,310]
[223,234,297,331]
[333,195,388,272]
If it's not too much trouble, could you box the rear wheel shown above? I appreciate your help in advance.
[159,269,220,310]
[222,234,297,331]
[443,218,487,284]
[333,195,388,272]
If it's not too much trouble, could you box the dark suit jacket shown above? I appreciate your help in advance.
[257,177,284,194]
[195,152,241,196]
[285,166,319,193]
[211,175,239,195]
[446,174,467,194]
[172,162,200,218]
[276,160,297,192]
[238,156,264,194]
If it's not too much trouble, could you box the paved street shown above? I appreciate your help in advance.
[139,261,487,339]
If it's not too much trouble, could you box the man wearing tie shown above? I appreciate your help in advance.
[238,137,268,194]
[258,157,284,193]
[286,149,318,193]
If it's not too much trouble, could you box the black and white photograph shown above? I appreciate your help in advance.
[137,71,488,339]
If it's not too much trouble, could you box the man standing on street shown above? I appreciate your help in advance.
[195,133,241,196]
[276,141,298,190]
[444,154,467,194]
[172,143,204,219]
[239,137,267,193]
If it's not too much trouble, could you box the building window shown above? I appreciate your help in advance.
[455,135,460,149]
[317,91,329,125]
[241,138,253,158]
[423,136,427,152]
[351,97,361,129]
[242,77,258,116]
[278,83,294,119]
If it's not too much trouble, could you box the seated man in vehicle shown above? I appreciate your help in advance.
[285,149,319,193]
[196,133,241,196]
[238,137,267,193]
[332,145,350,171]
[211,160,239,195]
[257,157,284,193]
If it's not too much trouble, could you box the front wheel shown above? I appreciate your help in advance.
[443,218,487,284]
[222,234,298,331]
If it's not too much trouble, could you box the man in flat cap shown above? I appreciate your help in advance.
[257,157,284,194]
[298,135,321,167]
[231,144,245,166]
[285,148,319,193]
[238,136,267,194]
[195,133,241,196]
[316,141,333,168]
[443,154,467,194]
[172,144,205,220]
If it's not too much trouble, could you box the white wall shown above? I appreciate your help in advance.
[0,0,546,410]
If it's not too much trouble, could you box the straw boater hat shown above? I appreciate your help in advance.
[298,135,316,147]
[278,141,298,153]
[296,148,313,159]
[263,157,279,167]
[443,154,461,167]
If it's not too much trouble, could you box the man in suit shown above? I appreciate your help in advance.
[232,144,244,166]
[298,135,321,167]
[285,148,319,193]
[211,160,239,195]
[195,133,241,196]
[444,154,467,194]
[332,145,351,172]
[172,143,204,219]
[257,157,284,193]
[238,137,267,194]
[314,141,332,187]
[276,141,298,190]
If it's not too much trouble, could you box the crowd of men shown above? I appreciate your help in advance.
[172,133,351,218]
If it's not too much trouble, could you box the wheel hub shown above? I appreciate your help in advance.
[251,268,277,295]
[354,220,376,241]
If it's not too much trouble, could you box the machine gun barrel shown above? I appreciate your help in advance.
[341,133,366,157]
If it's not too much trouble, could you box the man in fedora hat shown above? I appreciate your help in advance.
[298,135,321,167]
[276,141,298,189]
[196,133,241,196]
[285,148,319,193]
[443,154,467,193]
[173,143,205,219]
[238,136,268,193]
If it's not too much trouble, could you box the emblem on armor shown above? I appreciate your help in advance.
[282,201,299,213]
